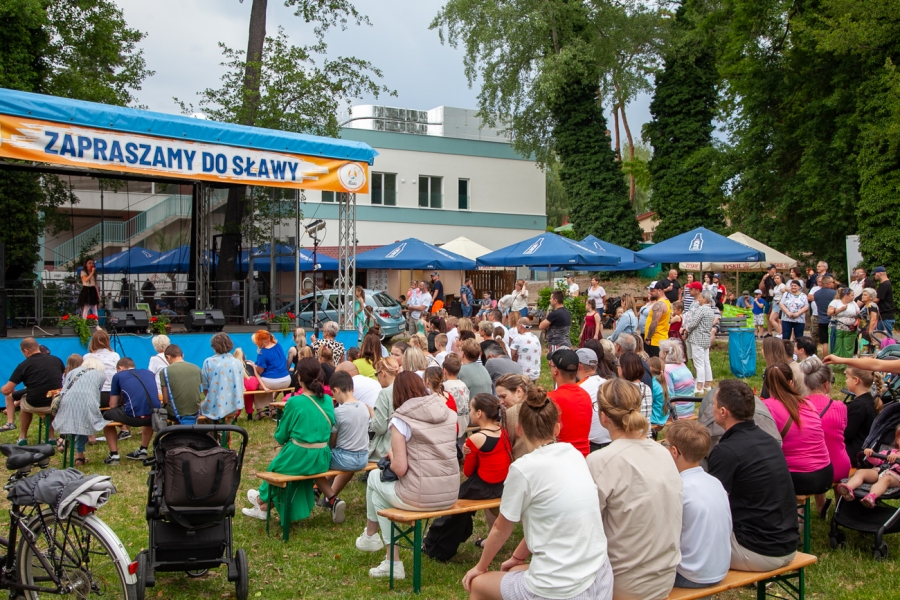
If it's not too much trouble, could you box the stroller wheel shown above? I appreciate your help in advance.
[829,530,846,549]
[185,569,209,578]
[235,548,249,600]
[135,550,148,600]
[874,542,889,560]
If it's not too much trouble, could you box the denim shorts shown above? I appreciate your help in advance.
[330,447,369,471]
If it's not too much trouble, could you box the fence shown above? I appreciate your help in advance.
[464,270,518,300]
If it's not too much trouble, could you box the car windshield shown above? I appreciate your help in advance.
[374,292,399,307]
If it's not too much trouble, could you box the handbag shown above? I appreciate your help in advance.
[378,456,399,482]
[51,369,87,416]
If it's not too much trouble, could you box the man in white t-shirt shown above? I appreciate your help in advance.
[509,318,541,381]
[487,310,512,352]
[567,275,580,298]
[445,316,459,354]
[576,349,610,452]
[335,362,380,410]
[664,420,732,588]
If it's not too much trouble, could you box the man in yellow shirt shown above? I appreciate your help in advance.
[644,281,671,358]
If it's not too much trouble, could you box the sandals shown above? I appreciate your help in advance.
[861,493,878,509]
[473,538,486,549]
[0,423,16,433]
[56,437,66,453]
[74,457,88,466]
[836,483,855,502]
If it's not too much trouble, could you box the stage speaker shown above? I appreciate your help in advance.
[185,309,226,332]
[108,310,149,333]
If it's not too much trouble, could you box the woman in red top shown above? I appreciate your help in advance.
[465,393,512,546]
[579,298,602,346]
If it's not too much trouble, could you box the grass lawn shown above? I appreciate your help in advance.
[5,340,893,599]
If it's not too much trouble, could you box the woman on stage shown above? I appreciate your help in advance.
[78,259,100,318]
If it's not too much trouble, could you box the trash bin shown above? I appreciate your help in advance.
[728,328,757,378]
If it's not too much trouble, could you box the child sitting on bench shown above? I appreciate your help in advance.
[836,424,900,508]
[321,371,373,505]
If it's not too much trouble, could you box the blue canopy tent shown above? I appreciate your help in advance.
[476,233,620,268]
[634,227,764,264]
[95,247,160,273]
[239,244,338,272]
[578,236,654,271]
[355,238,476,270]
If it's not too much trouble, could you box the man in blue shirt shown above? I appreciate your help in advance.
[102,357,160,463]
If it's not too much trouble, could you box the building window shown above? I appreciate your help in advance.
[322,191,334,202]
[458,179,469,210]
[372,173,397,206]
[418,176,442,209]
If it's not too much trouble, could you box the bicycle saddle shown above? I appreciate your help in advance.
[0,444,55,471]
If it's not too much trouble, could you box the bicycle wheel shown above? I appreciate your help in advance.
[17,511,132,599]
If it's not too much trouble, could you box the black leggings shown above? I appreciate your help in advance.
[791,464,834,495]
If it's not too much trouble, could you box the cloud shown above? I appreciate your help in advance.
[116,0,651,137]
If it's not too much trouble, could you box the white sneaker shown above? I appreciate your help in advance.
[241,505,267,521]
[355,528,385,552]
[247,489,260,506]
[369,559,404,579]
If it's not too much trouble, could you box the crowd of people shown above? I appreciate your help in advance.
[4,260,897,599]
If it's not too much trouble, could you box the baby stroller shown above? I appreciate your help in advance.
[829,402,900,558]
[135,425,249,599]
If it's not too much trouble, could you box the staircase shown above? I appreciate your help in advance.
[49,190,228,267]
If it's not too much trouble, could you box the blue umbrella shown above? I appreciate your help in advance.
[355,238,476,270]
[95,247,160,273]
[634,227,764,264]
[239,244,338,272]
[476,233,620,268]
[136,245,217,273]
[579,236,654,271]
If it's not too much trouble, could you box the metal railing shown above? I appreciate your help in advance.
[48,191,228,266]
[418,193,442,209]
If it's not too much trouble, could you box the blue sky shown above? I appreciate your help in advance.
[116,0,652,141]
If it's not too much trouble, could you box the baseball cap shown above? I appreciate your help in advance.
[713,273,722,279]
[754,289,763,295]
[648,281,660,290]
[549,349,579,372]
[742,290,750,295]
[686,281,703,291]
[767,264,776,270]
[874,266,887,274]
[431,271,439,277]
[576,348,598,367]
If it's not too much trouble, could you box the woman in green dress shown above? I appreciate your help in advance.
[242,358,347,524]
[828,287,860,358]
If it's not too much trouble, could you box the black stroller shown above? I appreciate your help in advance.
[829,402,900,559]
[602,296,622,330]
[135,425,249,599]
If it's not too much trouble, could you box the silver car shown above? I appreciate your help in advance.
[252,288,405,339]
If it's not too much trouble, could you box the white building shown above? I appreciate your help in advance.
[43,105,546,273]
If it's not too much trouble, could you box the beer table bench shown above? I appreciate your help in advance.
[666,552,817,600]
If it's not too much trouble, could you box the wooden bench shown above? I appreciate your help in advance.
[256,463,378,541]
[245,388,293,396]
[377,498,502,593]
[666,552,817,600]
[59,421,125,468]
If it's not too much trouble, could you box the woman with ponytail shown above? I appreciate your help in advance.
[761,363,833,496]
[587,378,682,600]
[494,373,532,459]
[423,393,512,561]
[463,386,613,600]
[243,358,345,524]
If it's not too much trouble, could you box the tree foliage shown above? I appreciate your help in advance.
[433,0,650,249]
[645,0,723,242]
[0,0,149,279]
[178,28,391,137]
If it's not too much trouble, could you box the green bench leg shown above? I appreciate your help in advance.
[803,497,811,554]
[65,434,75,468]
[757,567,805,600]
[37,415,51,444]
[388,519,424,593]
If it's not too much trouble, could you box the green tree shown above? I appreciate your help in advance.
[0,0,149,279]
[545,155,569,229]
[709,0,871,271]
[433,0,647,249]
[645,0,723,242]
[198,0,392,308]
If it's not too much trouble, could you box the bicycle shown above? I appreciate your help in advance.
[0,443,136,599]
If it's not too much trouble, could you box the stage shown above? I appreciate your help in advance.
[0,327,359,390]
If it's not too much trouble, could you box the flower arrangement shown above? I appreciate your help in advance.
[148,314,170,335]
[266,311,296,336]
[56,314,92,346]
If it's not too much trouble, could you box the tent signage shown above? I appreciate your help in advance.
[0,114,368,193]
